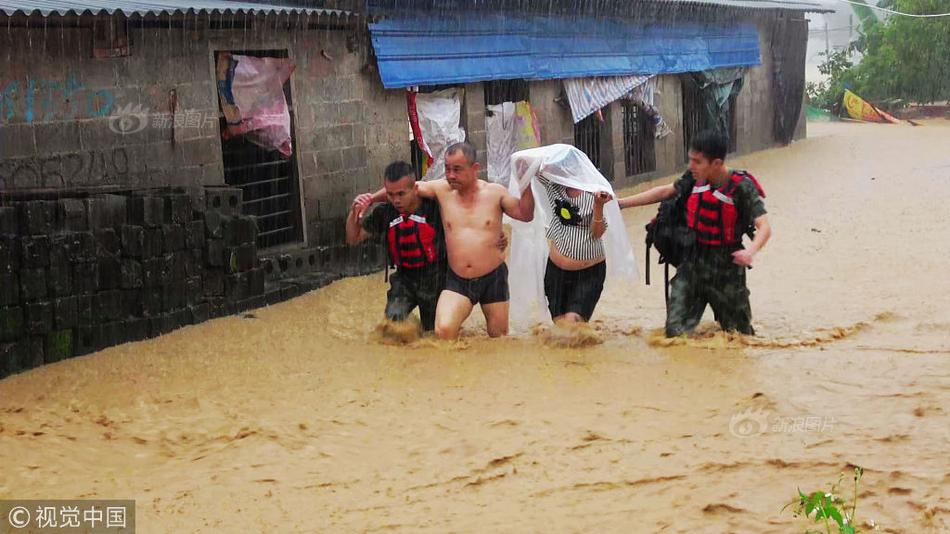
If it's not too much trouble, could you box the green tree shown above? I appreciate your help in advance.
[853,0,950,103]
[812,0,950,108]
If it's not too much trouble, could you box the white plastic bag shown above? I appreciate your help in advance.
[220,54,295,157]
[486,102,516,186]
[416,88,466,181]
[506,144,639,333]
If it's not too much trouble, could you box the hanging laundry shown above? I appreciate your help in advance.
[625,78,673,139]
[486,101,542,187]
[217,53,295,157]
[415,88,466,181]
[563,75,652,124]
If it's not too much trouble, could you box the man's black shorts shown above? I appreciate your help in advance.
[386,266,444,331]
[544,259,606,322]
[445,263,509,305]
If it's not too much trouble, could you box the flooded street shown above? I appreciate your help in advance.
[1,121,948,532]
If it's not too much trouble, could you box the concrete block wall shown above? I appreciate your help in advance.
[461,83,489,180]
[0,187,268,379]
[529,80,574,147]
[735,20,779,156]
[0,23,224,193]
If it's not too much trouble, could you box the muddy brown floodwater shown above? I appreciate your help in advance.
[1,121,948,533]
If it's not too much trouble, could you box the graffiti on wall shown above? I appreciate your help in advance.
[0,148,131,189]
[0,73,115,124]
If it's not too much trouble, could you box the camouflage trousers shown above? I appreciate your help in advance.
[665,249,754,337]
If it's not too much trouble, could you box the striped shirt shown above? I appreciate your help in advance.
[539,177,606,261]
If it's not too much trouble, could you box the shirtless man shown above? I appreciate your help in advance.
[356,142,534,339]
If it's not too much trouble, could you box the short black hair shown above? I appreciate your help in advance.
[384,161,415,183]
[445,141,477,165]
[689,130,729,162]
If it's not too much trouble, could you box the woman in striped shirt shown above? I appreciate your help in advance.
[539,176,613,323]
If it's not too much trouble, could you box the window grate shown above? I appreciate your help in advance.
[216,50,302,250]
[574,113,604,175]
[621,100,657,176]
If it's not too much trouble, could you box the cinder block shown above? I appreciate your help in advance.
[183,249,201,277]
[1,341,27,378]
[119,290,140,318]
[162,282,187,312]
[185,220,205,249]
[202,270,224,296]
[27,337,44,368]
[264,286,283,306]
[44,330,73,363]
[143,228,163,258]
[148,316,168,336]
[185,276,201,305]
[225,244,256,273]
[0,235,18,273]
[162,224,185,252]
[121,225,145,258]
[53,296,79,330]
[76,295,94,326]
[20,236,50,268]
[125,318,150,342]
[73,326,99,355]
[94,290,124,322]
[129,195,165,228]
[57,198,88,231]
[205,186,242,215]
[98,255,122,289]
[172,308,191,328]
[48,253,73,297]
[141,258,164,288]
[18,201,56,235]
[204,210,224,239]
[120,259,143,289]
[225,272,249,302]
[206,239,224,267]
[206,297,226,318]
[165,194,193,224]
[188,302,211,324]
[248,267,265,296]
[94,228,121,256]
[25,301,53,335]
[224,216,258,246]
[19,269,48,302]
[52,232,95,263]
[0,206,18,234]
[0,306,24,342]
[72,262,99,294]
[97,322,120,348]
[86,194,128,229]
[0,273,18,306]
[139,288,163,317]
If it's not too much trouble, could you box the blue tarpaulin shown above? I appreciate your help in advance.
[369,13,761,89]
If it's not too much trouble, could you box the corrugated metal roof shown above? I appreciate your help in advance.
[366,0,833,14]
[659,0,831,11]
[0,1,353,17]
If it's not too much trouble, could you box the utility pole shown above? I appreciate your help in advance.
[825,20,830,55]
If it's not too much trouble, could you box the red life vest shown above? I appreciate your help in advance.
[387,213,438,269]
[686,171,765,247]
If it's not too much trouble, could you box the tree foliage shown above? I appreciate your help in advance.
[808,0,950,109]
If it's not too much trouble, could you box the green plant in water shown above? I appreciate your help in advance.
[783,467,874,534]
